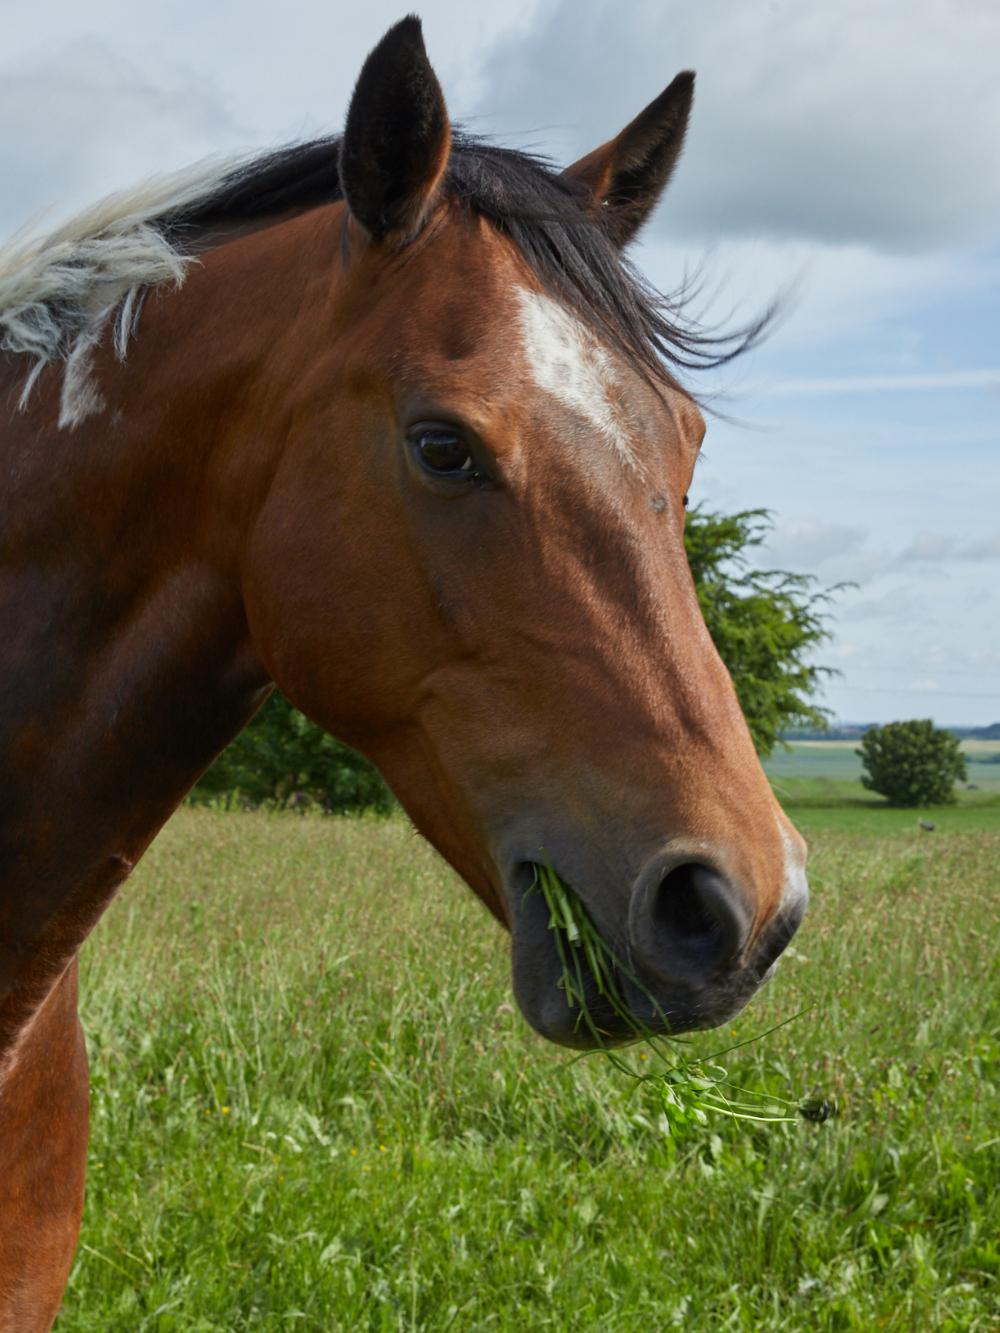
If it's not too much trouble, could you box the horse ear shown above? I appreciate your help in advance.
[339,16,451,243]
[562,72,695,248]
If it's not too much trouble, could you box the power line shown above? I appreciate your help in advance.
[839,666,1000,681]
[828,685,999,700]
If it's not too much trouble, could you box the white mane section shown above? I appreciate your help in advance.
[0,153,256,411]
[515,286,640,472]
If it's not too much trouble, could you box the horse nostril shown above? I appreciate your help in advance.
[640,862,751,980]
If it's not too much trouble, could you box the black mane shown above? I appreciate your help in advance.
[165,132,768,393]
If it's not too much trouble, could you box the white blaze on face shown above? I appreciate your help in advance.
[515,287,639,470]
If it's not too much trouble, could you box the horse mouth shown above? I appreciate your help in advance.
[506,862,802,1049]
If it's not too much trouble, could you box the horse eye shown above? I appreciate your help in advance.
[411,427,474,476]
[683,493,690,509]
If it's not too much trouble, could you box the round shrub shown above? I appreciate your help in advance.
[856,719,967,807]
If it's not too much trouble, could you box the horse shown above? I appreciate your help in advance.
[0,17,808,1329]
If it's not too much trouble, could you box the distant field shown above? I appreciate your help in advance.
[64,808,999,1330]
[765,740,867,782]
[765,738,1000,786]
[764,741,1000,834]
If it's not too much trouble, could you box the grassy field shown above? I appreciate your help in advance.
[765,740,1000,834]
[60,789,999,1331]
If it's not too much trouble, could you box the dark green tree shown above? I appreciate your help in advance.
[856,719,967,807]
[684,507,836,755]
[196,505,836,808]
[193,692,393,813]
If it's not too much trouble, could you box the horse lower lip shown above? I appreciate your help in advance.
[508,899,750,1045]
[501,841,807,1045]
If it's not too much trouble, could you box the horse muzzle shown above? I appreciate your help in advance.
[504,850,808,1048]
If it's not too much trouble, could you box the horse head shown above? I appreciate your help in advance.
[242,18,808,1045]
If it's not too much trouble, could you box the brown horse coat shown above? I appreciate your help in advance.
[0,18,806,1327]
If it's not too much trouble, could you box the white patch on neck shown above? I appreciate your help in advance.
[58,312,109,430]
[515,287,639,470]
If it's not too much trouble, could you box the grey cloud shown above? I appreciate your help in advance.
[840,586,924,624]
[763,519,868,571]
[753,519,894,588]
[8,5,999,255]
[474,0,1000,251]
[959,532,1000,562]
[896,530,1000,564]
[0,39,242,238]
[752,517,1000,605]
[0,2,545,240]
[898,532,956,563]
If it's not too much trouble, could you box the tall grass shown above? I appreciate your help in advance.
[62,809,999,1330]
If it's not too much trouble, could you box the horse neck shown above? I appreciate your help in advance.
[0,211,332,1041]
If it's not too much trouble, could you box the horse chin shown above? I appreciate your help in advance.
[509,931,631,1050]
[509,923,762,1049]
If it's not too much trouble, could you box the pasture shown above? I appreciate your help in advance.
[765,740,1000,834]
[63,794,998,1329]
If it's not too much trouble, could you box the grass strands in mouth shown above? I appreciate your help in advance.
[531,861,802,1132]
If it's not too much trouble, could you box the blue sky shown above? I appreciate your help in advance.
[3,0,997,724]
[683,238,1000,726]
